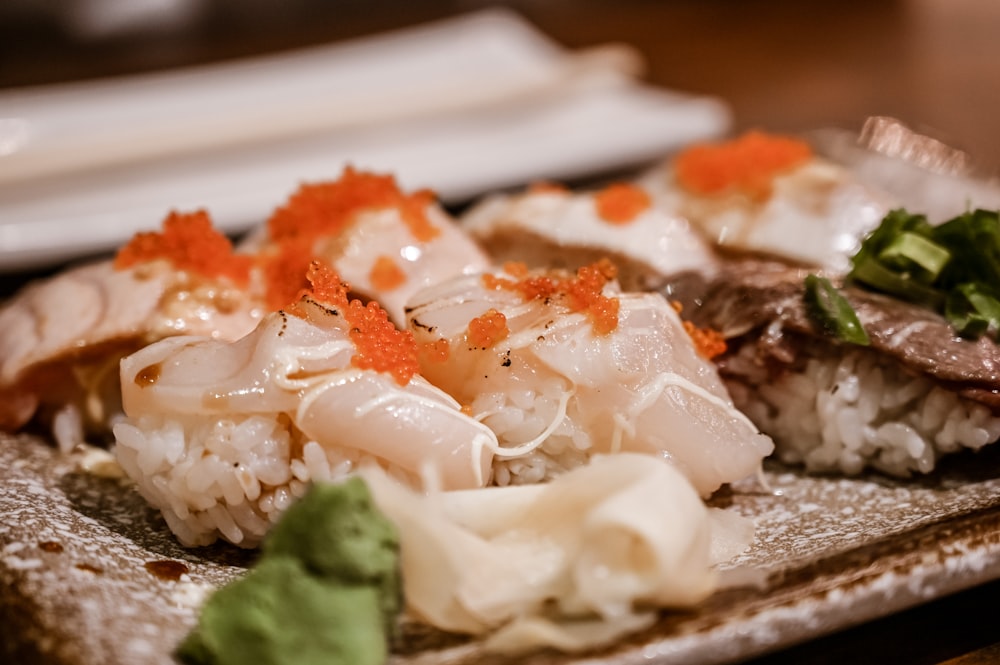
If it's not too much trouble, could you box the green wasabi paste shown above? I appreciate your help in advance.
[176,477,401,665]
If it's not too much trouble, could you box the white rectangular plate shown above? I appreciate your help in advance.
[0,9,730,271]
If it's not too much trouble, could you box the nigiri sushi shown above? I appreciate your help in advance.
[462,180,719,293]
[0,168,489,449]
[262,167,492,326]
[638,130,894,273]
[660,127,1000,478]
[681,213,1000,477]
[0,211,267,446]
[405,260,773,495]
[113,262,498,547]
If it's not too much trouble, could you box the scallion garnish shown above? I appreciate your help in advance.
[848,256,945,309]
[945,282,1000,338]
[877,231,950,279]
[804,274,870,346]
[848,208,1000,338]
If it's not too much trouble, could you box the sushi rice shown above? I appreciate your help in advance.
[724,344,1000,476]
[472,378,592,487]
[114,414,411,547]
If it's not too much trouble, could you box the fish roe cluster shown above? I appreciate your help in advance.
[674,130,813,200]
[594,183,651,225]
[114,210,252,285]
[566,260,620,335]
[467,309,509,349]
[682,321,727,360]
[261,239,315,311]
[299,261,351,308]
[483,259,621,335]
[419,338,451,364]
[346,299,421,385]
[267,167,441,246]
[298,262,420,386]
[671,301,727,359]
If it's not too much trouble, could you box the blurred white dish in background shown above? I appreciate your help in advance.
[0,10,646,186]
[0,8,731,271]
[66,0,205,38]
[0,0,205,40]
[810,117,1000,223]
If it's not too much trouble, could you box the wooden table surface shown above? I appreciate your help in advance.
[2,1,999,663]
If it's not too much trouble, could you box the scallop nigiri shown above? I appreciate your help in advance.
[405,260,773,495]
[462,180,719,292]
[638,130,894,273]
[113,262,497,547]
[262,167,492,326]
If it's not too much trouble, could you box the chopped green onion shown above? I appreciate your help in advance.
[848,256,945,309]
[850,209,932,274]
[876,231,950,279]
[945,282,1000,338]
[932,209,1000,288]
[847,207,1000,339]
[804,274,870,346]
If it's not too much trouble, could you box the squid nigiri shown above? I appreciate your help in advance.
[113,263,497,547]
[405,260,773,495]
[0,168,487,448]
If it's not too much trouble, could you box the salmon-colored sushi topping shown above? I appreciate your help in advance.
[114,210,252,285]
[261,239,315,312]
[293,260,350,310]
[674,130,813,200]
[682,321,727,360]
[267,167,442,247]
[369,255,407,292]
[483,259,621,335]
[296,262,419,386]
[671,301,727,360]
[467,309,509,349]
[594,183,651,225]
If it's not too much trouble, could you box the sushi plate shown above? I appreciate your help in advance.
[4,431,1000,665]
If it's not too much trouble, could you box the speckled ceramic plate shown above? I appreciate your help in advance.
[4,431,1000,665]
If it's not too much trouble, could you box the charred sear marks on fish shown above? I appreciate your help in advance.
[409,318,435,333]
